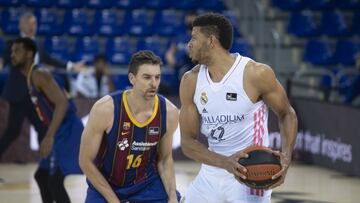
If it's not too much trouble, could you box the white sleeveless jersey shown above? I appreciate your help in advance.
[194,53,269,156]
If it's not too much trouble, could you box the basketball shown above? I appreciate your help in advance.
[238,145,282,189]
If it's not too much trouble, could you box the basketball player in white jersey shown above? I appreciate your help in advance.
[179,13,298,203]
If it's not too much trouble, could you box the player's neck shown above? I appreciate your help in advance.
[206,52,236,82]
[21,61,34,76]
[126,90,155,114]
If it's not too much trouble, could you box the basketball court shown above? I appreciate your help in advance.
[0,161,359,203]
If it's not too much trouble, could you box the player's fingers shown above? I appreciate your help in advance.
[272,168,285,180]
[281,163,289,171]
[272,150,281,157]
[268,177,284,189]
[40,145,50,158]
[235,175,246,184]
[235,150,248,158]
[233,165,247,179]
[235,162,247,173]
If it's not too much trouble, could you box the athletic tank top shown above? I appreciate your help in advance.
[28,71,77,126]
[193,53,269,156]
[96,90,167,187]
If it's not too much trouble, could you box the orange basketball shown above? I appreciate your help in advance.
[238,145,282,189]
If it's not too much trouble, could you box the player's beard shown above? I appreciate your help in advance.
[144,88,158,100]
[11,60,24,70]
[190,44,209,65]
[189,49,200,64]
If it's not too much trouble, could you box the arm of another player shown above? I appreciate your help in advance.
[32,70,69,158]
[249,62,298,188]
[179,67,247,178]
[79,96,119,203]
[157,99,179,203]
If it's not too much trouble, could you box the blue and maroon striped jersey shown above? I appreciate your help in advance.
[29,73,77,126]
[96,90,167,187]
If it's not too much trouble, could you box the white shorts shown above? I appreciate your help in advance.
[183,164,271,203]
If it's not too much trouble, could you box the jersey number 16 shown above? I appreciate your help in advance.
[126,154,143,169]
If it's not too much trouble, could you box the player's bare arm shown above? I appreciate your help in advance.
[32,70,69,158]
[179,66,247,179]
[157,99,179,203]
[245,61,298,188]
[79,96,119,203]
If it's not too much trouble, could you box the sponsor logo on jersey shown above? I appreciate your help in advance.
[203,114,245,124]
[226,92,237,101]
[117,138,129,151]
[202,108,208,113]
[200,92,208,105]
[148,127,159,135]
[131,141,158,151]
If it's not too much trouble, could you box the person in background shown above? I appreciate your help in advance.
[75,54,115,98]
[11,37,83,202]
[165,11,197,91]
[0,12,84,160]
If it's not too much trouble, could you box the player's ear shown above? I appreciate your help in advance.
[128,72,135,85]
[27,51,34,61]
[209,35,214,48]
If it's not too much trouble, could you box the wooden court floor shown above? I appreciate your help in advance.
[0,161,359,203]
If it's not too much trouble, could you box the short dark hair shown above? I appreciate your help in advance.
[128,50,162,75]
[13,37,37,58]
[192,13,233,50]
[93,54,107,63]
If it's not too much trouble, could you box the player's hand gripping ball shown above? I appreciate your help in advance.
[238,145,282,189]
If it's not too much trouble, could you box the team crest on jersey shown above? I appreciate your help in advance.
[200,92,208,105]
[123,122,131,130]
[117,138,129,151]
[148,127,160,135]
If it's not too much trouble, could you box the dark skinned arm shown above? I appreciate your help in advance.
[32,70,69,158]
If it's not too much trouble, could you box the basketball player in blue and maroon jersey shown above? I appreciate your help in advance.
[10,37,83,203]
[79,50,180,203]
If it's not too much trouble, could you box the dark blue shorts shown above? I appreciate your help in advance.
[39,115,83,175]
[85,176,181,203]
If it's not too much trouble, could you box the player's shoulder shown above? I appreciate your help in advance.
[164,98,179,127]
[181,64,200,83]
[32,67,53,86]
[33,67,52,79]
[164,98,178,114]
[245,60,275,81]
[92,95,114,115]
[180,64,200,93]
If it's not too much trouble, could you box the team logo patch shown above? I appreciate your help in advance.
[200,92,208,105]
[123,122,131,130]
[117,138,129,151]
[148,127,160,135]
[226,92,237,101]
